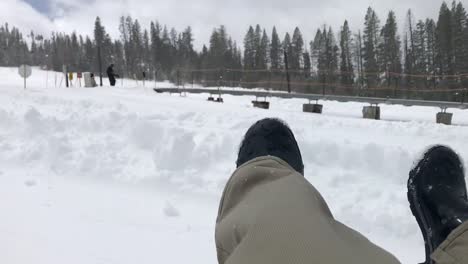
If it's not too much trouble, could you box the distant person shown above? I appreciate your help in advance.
[106,64,119,86]
[216,118,468,264]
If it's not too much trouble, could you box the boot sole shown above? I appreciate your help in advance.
[408,146,447,264]
[408,171,435,264]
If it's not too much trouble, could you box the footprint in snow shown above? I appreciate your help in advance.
[163,202,180,218]
[24,180,37,187]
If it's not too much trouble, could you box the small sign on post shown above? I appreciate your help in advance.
[18,65,32,89]
[68,72,74,87]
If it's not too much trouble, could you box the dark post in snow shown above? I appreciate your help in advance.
[60,39,69,88]
[64,65,69,88]
[283,51,291,93]
[97,45,103,87]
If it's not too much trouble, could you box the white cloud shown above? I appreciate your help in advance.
[5,0,443,49]
[0,0,55,37]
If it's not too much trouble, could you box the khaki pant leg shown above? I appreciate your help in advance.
[215,156,400,264]
[432,222,468,264]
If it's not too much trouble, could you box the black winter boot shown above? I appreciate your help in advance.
[236,118,304,175]
[408,145,468,264]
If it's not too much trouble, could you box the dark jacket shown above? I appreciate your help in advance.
[106,65,119,86]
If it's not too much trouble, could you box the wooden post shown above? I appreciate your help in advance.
[64,65,69,88]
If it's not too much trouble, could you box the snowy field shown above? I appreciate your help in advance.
[2,67,468,264]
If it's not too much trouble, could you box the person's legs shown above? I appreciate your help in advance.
[215,118,400,264]
[409,146,468,264]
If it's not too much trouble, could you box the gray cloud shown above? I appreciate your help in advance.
[10,0,443,49]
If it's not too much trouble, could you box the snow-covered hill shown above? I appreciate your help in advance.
[2,67,468,264]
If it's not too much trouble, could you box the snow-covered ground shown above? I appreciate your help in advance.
[2,67,468,264]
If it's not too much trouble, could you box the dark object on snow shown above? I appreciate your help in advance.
[90,73,97,87]
[303,103,323,114]
[106,64,120,86]
[208,96,223,103]
[408,145,468,264]
[252,101,270,109]
[236,118,304,175]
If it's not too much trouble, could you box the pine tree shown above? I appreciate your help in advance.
[413,20,427,88]
[94,16,106,83]
[207,26,228,68]
[160,26,173,76]
[451,1,467,78]
[253,25,262,69]
[355,30,365,88]
[258,29,269,69]
[380,11,402,89]
[124,16,136,76]
[70,32,80,71]
[317,28,327,88]
[436,2,453,78]
[310,29,323,76]
[131,20,144,77]
[102,33,114,69]
[405,9,416,86]
[118,16,129,76]
[233,41,243,69]
[270,27,282,70]
[179,26,195,69]
[326,27,339,87]
[199,45,209,68]
[30,31,38,65]
[113,40,125,76]
[243,26,256,70]
[94,17,105,50]
[142,29,150,73]
[150,21,161,72]
[291,27,304,71]
[283,32,292,70]
[363,7,381,89]
[340,20,354,86]
[303,50,311,77]
[83,36,94,71]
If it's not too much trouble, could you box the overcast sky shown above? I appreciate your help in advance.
[1,0,444,50]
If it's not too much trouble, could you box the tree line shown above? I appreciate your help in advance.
[0,1,467,100]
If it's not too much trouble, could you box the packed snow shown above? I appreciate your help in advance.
[1,67,468,264]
